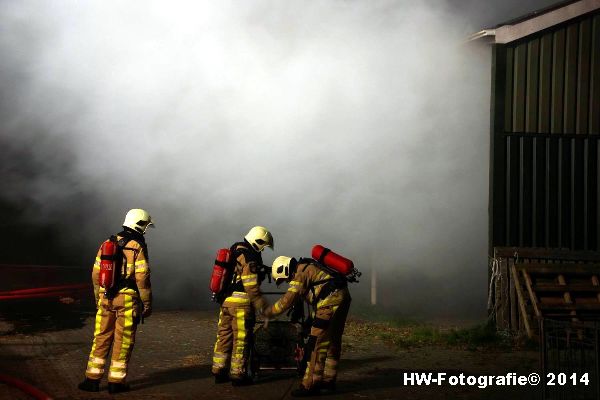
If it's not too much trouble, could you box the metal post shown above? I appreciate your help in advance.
[370,267,377,306]
[595,324,599,400]
[540,318,547,400]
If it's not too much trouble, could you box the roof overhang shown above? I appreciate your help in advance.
[470,0,600,44]
[467,29,496,44]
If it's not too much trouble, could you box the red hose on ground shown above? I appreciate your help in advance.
[0,264,84,270]
[0,291,83,301]
[0,284,91,300]
[0,284,90,296]
[0,373,53,400]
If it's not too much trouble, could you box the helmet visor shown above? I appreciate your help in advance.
[137,219,155,229]
[255,238,273,250]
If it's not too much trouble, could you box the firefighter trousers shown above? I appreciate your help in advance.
[302,296,351,390]
[85,293,140,383]
[212,305,255,379]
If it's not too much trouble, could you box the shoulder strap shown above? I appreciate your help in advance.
[300,261,332,309]
[298,257,315,265]
[218,243,246,300]
[105,231,147,299]
[303,260,348,310]
[117,230,149,260]
[230,241,253,261]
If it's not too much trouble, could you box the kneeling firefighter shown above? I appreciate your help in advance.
[211,226,273,385]
[78,209,154,394]
[264,252,353,397]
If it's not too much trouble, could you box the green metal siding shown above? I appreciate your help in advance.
[490,11,600,252]
[504,14,600,135]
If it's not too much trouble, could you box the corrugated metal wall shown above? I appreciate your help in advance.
[490,11,600,252]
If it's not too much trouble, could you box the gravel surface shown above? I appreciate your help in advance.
[0,309,542,399]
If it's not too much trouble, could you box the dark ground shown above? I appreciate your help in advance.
[0,303,545,400]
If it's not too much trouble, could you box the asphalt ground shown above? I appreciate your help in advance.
[0,307,543,400]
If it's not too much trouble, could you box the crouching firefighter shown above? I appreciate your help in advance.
[211,226,273,386]
[264,255,352,397]
[78,209,154,394]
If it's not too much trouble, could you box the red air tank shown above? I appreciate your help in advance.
[99,239,117,289]
[210,248,231,294]
[311,245,354,275]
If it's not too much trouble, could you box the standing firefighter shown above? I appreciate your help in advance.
[211,226,273,385]
[78,208,154,394]
[264,255,352,397]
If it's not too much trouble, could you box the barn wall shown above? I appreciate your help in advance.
[490,11,600,253]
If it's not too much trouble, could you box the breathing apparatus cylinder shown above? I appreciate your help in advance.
[99,238,118,289]
[311,245,354,275]
[210,248,231,295]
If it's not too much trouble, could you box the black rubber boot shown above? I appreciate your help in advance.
[291,386,320,397]
[77,377,100,392]
[108,382,130,394]
[214,371,230,384]
[231,376,253,386]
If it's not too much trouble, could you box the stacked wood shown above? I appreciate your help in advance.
[490,247,600,337]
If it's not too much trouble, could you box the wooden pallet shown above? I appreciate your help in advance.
[491,248,600,336]
[512,262,600,338]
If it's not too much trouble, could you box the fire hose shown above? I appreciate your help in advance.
[0,373,53,400]
[0,269,85,398]
[0,284,90,301]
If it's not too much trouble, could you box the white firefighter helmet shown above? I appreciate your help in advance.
[272,256,294,282]
[245,226,274,252]
[123,208,154,234]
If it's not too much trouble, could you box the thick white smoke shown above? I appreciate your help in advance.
[0,0,557,316]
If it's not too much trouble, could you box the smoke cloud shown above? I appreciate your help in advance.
[0,0,556,317]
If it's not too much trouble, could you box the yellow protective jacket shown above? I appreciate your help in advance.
[92,231,152,312]
[221,241,268,312]
[266,259,349,318]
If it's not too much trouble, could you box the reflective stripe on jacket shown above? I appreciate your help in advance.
[269,261,348,317]
[92,234,152,310]
[222,242,267,311]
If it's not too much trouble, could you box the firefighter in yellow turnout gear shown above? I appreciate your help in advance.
[212,226,273,385]
[78,209,154,394]
[264,256,351,397]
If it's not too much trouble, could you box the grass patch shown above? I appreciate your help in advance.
[346,318,520,350]
[444,323,507,348]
